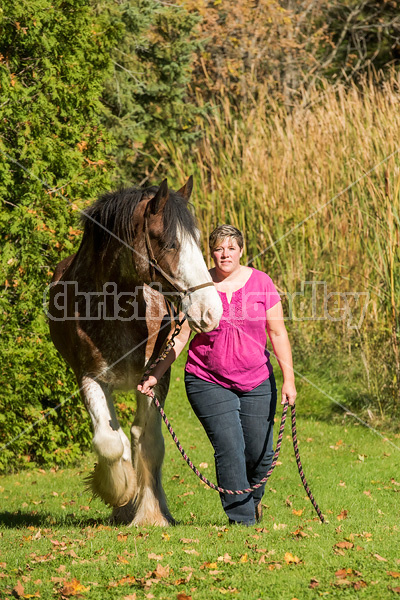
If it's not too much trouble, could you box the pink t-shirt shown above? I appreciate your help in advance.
[185,269,281,392]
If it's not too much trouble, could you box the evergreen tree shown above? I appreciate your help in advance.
[102,0,203,185]
[0,0,121,470]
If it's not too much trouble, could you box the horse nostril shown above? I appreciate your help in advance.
[204,308,219,328]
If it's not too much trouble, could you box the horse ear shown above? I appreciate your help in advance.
[149,179,169,215]
[176,175,193,203]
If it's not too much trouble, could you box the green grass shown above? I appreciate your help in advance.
[1,357,400,599]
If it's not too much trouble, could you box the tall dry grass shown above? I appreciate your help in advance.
[162,74,400,416]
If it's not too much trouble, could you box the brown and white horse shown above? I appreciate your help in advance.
[48,178,222,526]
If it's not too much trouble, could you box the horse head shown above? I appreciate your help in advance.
[138,177,222,333]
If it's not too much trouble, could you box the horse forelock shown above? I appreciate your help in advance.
[81,185,198,255]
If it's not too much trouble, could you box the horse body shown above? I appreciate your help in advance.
[48,179,222,525]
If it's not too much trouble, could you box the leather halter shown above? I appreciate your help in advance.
[143,216,214,305]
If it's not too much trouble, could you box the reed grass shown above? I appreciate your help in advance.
[163,74,400,418]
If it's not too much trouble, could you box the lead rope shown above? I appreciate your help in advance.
[141,324,325,524]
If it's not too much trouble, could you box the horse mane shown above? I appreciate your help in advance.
[81,185,198,254]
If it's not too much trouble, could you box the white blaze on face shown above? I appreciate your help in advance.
[175,227,222,332]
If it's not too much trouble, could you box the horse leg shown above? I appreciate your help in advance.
[80,376,136,509]
[112,377,173,526]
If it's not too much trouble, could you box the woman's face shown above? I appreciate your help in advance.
[211,237,243,276]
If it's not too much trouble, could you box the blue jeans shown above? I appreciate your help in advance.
[184,372,277,525]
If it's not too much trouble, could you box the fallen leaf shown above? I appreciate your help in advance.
[147,553,163,561]
[335,541,354,550]
[200,562,218,569]
[123,594,137,600]
[113,576,136,587]
[218,553,234,564]
[292,509,303,517]
[199,462,208,468]
[391,587,400,594]
[12,580,24,598]
[337,510,348,521]
[179,538,199,544]
[273,523,287,530]
[388,572,400,578]
[174,573,192,585]
[334,579,352,587]
[335,568,362,578]
[154,564,170,579]
[177,593,192,600]
[57,566,67,573]
[309,578,319,588]
[183,549,199,556]
[161,533,170,541]
[353,581,367,590]
[284,552,300,564]
[239,554,248,563]
[60,578,90,596]
[373,553,387,562]
[118,534,128,542]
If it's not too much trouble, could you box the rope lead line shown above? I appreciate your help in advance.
[151,393,325,523]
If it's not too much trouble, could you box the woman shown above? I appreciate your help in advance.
[138,225,296,526]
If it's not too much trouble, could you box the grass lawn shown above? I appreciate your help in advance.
[1,357,400,599]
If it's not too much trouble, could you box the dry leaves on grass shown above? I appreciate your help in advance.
[174,572,193,585]
[373,553,388,562]
[108,575,136,588]
[334,568,367,590]
[60,578,90,597]
[147,553,163,561]
[218,586,239,594]
[284,552,301,565]
[200,562,218,570]
[291,528,308,538]
[153,564,170,579]
[333,540,354,555]
[217,553,234,565]
[12,581,25,598]
[337,510,348,521]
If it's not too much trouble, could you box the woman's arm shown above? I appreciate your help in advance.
[266,301,297,406]
[137,319,192,396]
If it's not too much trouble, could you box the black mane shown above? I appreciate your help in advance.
[81,185,197,253]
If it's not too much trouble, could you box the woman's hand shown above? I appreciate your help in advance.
[281,381,297,406]
[137,375,158,397]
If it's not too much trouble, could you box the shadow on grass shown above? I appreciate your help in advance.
[0,510,110,529]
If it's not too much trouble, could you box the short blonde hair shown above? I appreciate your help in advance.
[209,225,244,252]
